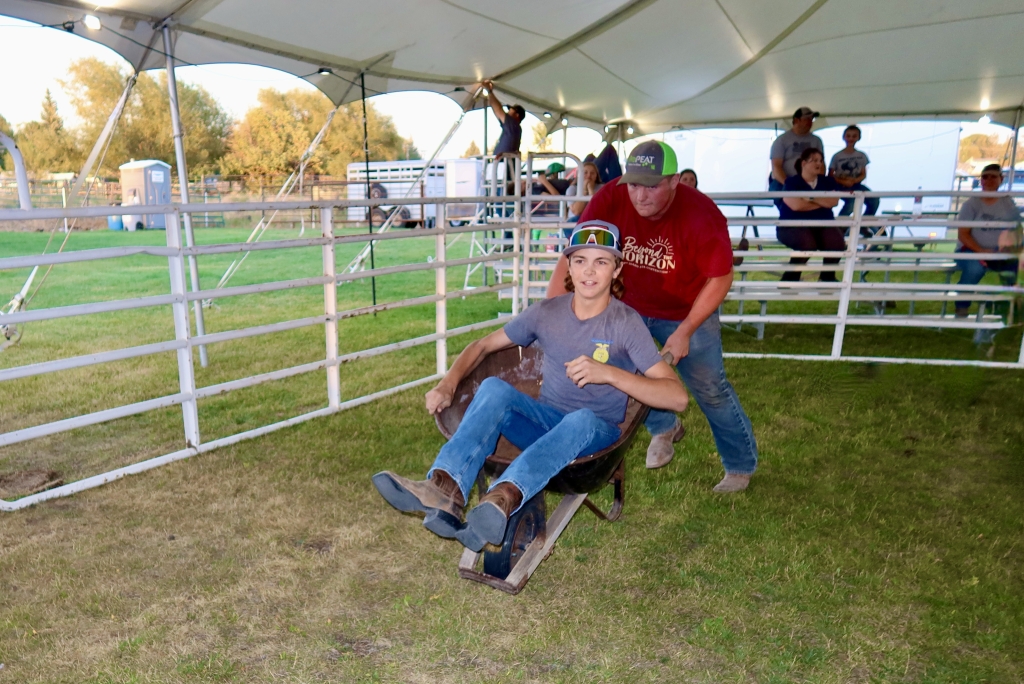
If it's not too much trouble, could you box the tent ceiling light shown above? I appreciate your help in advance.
[626,126,634,134]
[560,117,568,126]
[543,112,551,118]
[82,14,101,30]
[317,67,332,74]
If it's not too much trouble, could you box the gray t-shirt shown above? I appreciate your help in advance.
[829,149,870,181]
[503,294,663,425]
[957,197,1022,250]
[770,130,824,178]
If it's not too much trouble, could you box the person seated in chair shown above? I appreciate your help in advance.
[372,221,688,552]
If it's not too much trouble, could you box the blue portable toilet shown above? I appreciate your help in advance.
[119,160,172,230]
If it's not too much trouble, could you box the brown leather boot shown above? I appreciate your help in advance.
[422,471,467,539]
[458,482,523,552]
[371,470,464,528]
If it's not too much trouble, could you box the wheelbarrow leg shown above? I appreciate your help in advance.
[458,492,588,594]
[582,458,625,522]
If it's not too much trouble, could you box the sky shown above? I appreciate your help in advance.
[0,15,1014,202]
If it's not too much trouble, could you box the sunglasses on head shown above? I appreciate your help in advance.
[569,227,618,250]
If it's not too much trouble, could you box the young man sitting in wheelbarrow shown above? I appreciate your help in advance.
[372,220,689,552]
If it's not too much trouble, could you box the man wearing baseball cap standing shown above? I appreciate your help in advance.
[547,140,758,493]
[770,107,824,191]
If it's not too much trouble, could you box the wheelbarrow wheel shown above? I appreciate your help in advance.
[483,492,546,579]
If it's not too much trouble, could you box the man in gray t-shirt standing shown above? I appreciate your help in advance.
[372,221,687,553]
[953,163,1022,316]
[769,106,824,192]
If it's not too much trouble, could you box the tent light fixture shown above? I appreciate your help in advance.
[604,125,610,132]
[481,88,488,96]
[61,20,75,32]
[560,117,568,126]
[317,67,332,75]
[543,112,552,118]
[626,126,634,134]
[83,14,101,30]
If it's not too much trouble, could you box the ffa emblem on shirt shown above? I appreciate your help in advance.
[592,341,611,363]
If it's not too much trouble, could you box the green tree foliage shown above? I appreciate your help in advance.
[58,57,231,176]
[958,133,1011,165]
[531,121,553,153]
[0,112,14,171]
[16,89,79,174]
[222,88,418,179]
[462,140,481,158]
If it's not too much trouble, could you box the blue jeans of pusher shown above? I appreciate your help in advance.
[428,377,620,513]
[642,313,758,475]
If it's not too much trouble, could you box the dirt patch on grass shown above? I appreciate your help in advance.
[0,468,62,498]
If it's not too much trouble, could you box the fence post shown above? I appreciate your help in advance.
[321,207,341,410]
[435,202,448,376]
[166,211,201,449]
[831,193,863,359]
[511,156,522,315]
[522,154,533,306]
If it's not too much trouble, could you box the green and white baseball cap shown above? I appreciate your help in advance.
[617,140,678,187]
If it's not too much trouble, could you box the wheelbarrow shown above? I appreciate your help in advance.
[434,344,651,594]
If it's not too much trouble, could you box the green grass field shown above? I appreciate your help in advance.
[1,226,1022,682]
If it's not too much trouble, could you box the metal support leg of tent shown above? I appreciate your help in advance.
[163,25,208,368]
[1008,108,1021,192]
[0,132,32,210]
[66,72,139,208]
[360,73,378,307]
[3,71,137,351]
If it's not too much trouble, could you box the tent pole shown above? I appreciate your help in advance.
[68,74,137,208]
[0,132,32,210]
[1008,108,1021,192]
[163,24,208,368]
[360,73,378,307]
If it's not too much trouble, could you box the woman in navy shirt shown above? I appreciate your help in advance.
[778,148,843,282]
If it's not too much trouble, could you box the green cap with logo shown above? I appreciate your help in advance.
[617,140,678,187]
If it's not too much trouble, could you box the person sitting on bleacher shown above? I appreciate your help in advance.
[954,163,1022,317]
[829,125,880,220]
[567,160,604,220]
[777,148,842,282]
[680,169,698,189]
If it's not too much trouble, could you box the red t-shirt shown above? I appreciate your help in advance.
[579,182,734,321]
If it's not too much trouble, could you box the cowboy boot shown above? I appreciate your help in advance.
[457,482,523,552]
[372,470,464,536]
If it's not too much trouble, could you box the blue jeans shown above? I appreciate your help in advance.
[955,248,1019,310]
[428,377,620,512]
[642,313,758,475]
[837,183,880,218]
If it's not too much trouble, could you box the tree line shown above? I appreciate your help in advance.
[0,58,419,180]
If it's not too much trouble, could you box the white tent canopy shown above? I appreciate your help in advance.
[3,0,1024,137]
